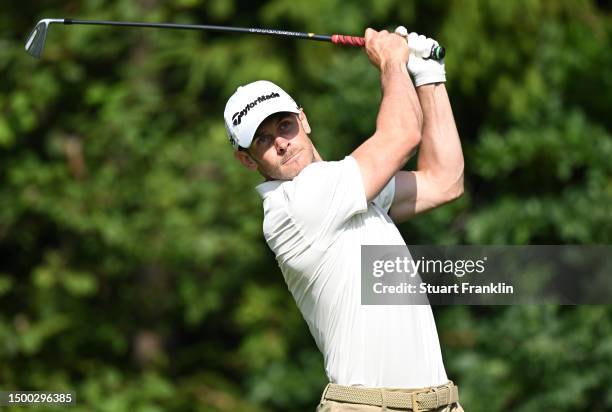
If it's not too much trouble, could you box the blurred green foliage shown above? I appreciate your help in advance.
[0,0,611,411]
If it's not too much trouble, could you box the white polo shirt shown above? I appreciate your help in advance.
[256,156,448,388]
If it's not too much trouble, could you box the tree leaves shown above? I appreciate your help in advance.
[1,1,611,411]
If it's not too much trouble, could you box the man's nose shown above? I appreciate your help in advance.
[275,136,289,154]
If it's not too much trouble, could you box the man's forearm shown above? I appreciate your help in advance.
[415,83,464,197]
[378,61,423,140]
[385,32,463,222]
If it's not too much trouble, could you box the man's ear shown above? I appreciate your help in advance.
[298,109,311,134]
[234,150,258,171]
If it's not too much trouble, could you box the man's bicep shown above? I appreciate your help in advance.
[352,138,399,202]
[388,170,450,223]
[351,132,419,202]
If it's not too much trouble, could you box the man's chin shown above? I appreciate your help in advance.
[260,150,315,181]
[277,167,304,181]
[270,161,309,181]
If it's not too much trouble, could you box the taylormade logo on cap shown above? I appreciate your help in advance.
[231,92,281,126]
[224,80,300,150]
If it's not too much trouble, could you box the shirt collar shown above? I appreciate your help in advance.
[255,180,284,198]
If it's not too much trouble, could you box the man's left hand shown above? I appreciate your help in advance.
[395,26,446,87]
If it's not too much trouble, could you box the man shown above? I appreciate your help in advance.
[224,27,464,412]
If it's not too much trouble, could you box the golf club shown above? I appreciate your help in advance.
[25,18,446,60]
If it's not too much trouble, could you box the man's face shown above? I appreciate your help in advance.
[235,110,317,180]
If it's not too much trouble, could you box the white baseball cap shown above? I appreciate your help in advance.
[224,80,300,150]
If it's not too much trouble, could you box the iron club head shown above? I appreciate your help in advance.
[25,19,64,58]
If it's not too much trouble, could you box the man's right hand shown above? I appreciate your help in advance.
[364,28,410,71]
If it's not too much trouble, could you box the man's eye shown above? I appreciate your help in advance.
[279,121,291,131]
[257,135,271,145]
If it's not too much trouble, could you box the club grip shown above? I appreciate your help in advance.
[331,35,445,60]
[331,34,365,47]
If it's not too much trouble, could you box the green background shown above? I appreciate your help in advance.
[1,1,611,411]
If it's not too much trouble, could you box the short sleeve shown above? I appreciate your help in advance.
[282,156,368,243]
[372,176,396,213]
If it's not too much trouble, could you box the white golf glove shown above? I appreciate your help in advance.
[395,26,446,87]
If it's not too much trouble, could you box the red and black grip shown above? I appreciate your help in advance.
[330,32,445,60]
[331,34,365,47]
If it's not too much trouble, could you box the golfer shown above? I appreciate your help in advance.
[224,27,464,412]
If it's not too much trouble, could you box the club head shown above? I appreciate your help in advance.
[25,19,64,58]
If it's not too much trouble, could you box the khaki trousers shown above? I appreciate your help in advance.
[316,384,464,412]
[317,400,464,412]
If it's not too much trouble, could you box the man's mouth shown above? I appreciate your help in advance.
[281,149,302,165]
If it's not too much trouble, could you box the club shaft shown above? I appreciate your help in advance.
[64,18,333,42]
[59,19,444,58]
